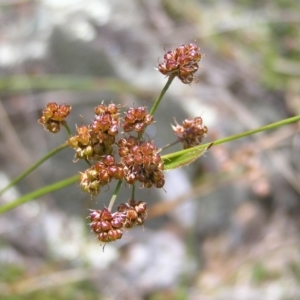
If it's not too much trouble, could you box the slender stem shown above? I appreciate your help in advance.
[159,139,180,152]
[108,180,122,211]
[0,175,79,214]
[149,76,175,116]
[137,131,143,140]
[210,115,300,147]
[162,115,300,160]
[131,184,136,200]
[84,158,92,166]
[62,121,71,137]
[0,142,68,196]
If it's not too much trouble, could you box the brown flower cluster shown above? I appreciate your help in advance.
[123,106,154,133]
[38,102,71,133]
[90,200,147,243]
[172,117,208,149]
[67,103,164,195]
[37,42,209,246]
[158,43,202,84]
[80,155,124,196]
[118,137,165,188]
[68,103,120,161]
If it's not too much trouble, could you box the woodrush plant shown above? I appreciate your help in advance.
[0,43,299,245]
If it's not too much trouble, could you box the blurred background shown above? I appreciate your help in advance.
[0,0,300,299]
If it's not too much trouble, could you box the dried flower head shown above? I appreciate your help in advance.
[68,103,121,161]
[172,117,208,149]
[118,137,165,188]
[89,208,126,243]
[80,155,125,196]
[117,199,147,228]
[89,200,147,243]
[158,43,202,84]
[38,102,71,133]
[123,106,154,133]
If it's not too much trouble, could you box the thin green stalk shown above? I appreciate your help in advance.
[162,115,300,160]
[108,180,123,211]
[131,184,136,200]
[210,115,300,147]
[0,174,79,214]
[0,142,68,196]
[160,139,180,152]
[62,122,72,137]
[149,76,175,116]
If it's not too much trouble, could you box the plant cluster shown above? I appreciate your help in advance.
[1,42,299,246]
[37,43,206,244]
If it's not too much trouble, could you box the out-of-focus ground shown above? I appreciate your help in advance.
[0,1,300,299]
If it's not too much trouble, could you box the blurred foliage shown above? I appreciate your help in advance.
[288,262,300,283]
[0,264,24,284]
[162,0,300,92]
[251,262,281,285]
[0,264,98,300]
[147,286,188,300]
[238,5,297,91]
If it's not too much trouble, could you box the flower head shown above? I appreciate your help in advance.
[158,43,202,84]
[172,117,208,149]
[123,106,154,133]
[79,155,124,196]
[89,200,147,243]
[38,102,71,133]
[68,103,121,161]
[118,137,165,188]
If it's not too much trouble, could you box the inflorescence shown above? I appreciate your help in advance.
[37,43,207,245]
[38,102,71,133]
[68,103,165,195]
[90,199,147,243]
[158,43,202,84]
[172,117,208,149]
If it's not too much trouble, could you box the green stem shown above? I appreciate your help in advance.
[62,122,72,137]
[108,180,122,211]
[84,158,92,166]
[210,114,300,146]
[160,139,180,152]
[0,175,79,214]
[0,142,68,196]
[131,185,136,200]
[149,76,175,116]
[162,115,300,160]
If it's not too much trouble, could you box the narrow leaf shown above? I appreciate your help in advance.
[0,174,79,214]
[162,143,213,170]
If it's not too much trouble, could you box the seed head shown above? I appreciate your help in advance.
[123,106,154,133]
[172,117,208,149]
[38,102,71,133]
[158,43,202,84]
[68,103,121,161]
[89,200,147,244]
[118,137,165,188]
[80,156,125,196]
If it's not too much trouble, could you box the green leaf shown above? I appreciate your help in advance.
[162,143,213,170]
